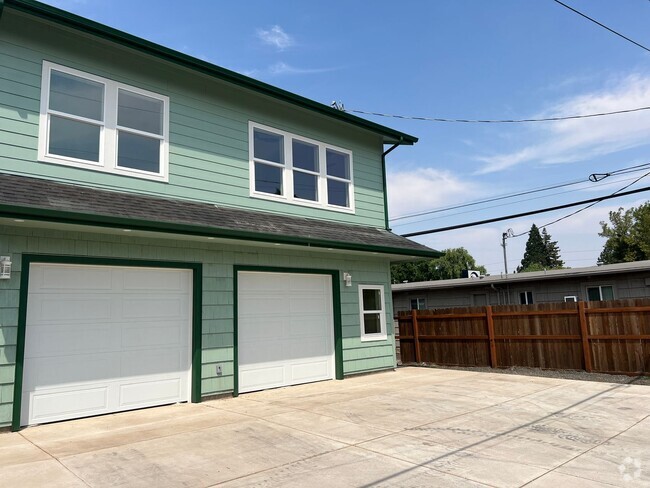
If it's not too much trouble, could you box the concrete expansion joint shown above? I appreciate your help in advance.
[18,431,92,487]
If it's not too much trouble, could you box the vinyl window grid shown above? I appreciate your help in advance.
[359,284,387,342]
[38,61,170,182]
[249,122,355,212]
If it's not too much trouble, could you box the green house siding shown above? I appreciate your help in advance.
[0,10,388,228]
[0,224,396,427]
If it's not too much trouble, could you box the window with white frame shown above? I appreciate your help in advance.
[359,285,387,341]
[519,291,534,305]
[38,61,169,181]
[410,297,425,310]
[586,285,614,301]
[249,122,354,211]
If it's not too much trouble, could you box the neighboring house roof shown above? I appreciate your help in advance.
[1,0,417,146]
[392,260,650,291]
[0,173,441,258]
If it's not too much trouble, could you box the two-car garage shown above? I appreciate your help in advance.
[19,262,336,427]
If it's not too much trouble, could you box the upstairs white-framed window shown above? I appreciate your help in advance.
[359,284,387,342]
[249,122,355,212]
[38,61,170,182]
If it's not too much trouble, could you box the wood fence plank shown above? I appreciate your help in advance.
[486,306,498,368]
[578,301,593,372]
[412,309,421,363]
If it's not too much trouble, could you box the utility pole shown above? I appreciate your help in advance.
[501,228,514,274]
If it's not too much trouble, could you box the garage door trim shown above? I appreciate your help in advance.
[12,254,203,431]
[233,265,343,396]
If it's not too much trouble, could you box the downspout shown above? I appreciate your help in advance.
[382,139,402,230]
[0,0,5,20]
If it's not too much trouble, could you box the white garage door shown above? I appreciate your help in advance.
[238,272,334,393]
[21,263,192,426]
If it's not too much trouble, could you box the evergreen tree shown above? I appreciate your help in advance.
[518,224,564,272]
[542,228,564,268]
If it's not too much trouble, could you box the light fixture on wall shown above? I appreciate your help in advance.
[343,272,352,287]
[0,256,11,280]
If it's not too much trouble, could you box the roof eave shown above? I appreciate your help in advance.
[0,204,441,259]
[4,0,418,146]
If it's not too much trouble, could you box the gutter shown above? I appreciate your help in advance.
[4,0,417,145]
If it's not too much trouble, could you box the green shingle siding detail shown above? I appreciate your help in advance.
[0,11,394,228]
[0,224,396,427]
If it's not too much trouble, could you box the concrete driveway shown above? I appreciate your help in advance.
[1,367,649,487]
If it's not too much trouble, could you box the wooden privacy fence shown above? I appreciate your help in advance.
[397,299,650,375]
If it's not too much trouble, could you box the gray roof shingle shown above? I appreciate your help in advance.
[0,173,440,258]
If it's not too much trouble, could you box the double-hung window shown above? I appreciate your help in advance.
[250,122,354,212]
[359,285,387,341]
[38,61,169,181]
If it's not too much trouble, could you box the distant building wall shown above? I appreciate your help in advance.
[393,271,650,313]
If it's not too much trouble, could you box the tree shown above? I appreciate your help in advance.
[598,203,650,264]
[542,228,564,269]
[517,224,564,272]
[391,247,486,283]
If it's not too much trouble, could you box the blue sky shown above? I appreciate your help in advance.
[46,0,650,273]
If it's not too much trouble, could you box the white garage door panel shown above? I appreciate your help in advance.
[40,266,112,290]
[119,378,181,406]
[122,297,186,319]
[238,272,334,393]
[24,353,116,389]
[31,387,108,423]
[28,297,113,323]
[22,264,192,426]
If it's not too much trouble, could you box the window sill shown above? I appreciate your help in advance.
[250,191,355,214]
[38,155,169,183]
[360,334,388,343]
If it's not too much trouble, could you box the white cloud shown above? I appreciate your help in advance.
[268,62,337,76]
[387,168,483,220]
[476,74,650,174]
[257,25,294,50]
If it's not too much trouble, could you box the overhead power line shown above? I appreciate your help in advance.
[401,184,650,237]
[552,0,650,54]
[347,105,650,124]
[391,161,650,222]
[510,169,650,237]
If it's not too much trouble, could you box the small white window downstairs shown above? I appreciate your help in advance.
[249,122,355,212]
[359,284,387,342]
[38,61,170,182]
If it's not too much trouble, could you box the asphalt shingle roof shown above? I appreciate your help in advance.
[0,173,439,257]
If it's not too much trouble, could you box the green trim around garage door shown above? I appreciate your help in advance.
[232,265,344,397]
[12,254,203,431]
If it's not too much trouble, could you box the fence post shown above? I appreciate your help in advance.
[578,301,593,372]
[485,305,498,368]
[412,309,421,363]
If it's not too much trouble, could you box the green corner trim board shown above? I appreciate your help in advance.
[3,0,417,146]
